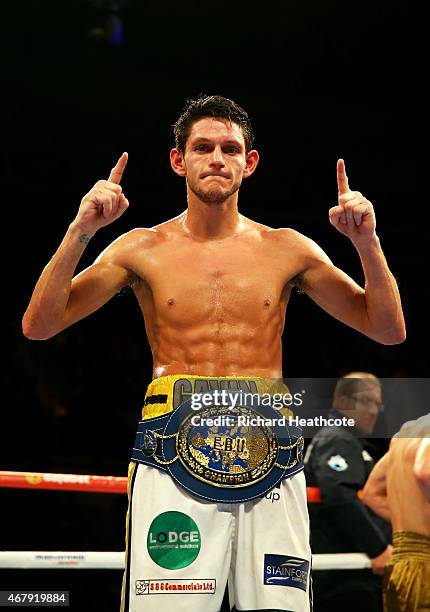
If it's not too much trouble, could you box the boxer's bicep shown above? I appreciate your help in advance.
[62,228,155,332]
[299,256,370,336]
[278,231,369,334]
[61,260,133,331]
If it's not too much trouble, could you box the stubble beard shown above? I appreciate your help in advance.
[187,178,242,206]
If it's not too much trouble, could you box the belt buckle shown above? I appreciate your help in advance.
[176,404,278,488]
[158,394,304,503]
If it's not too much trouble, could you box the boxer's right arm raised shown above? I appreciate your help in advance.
[22,153,132,340]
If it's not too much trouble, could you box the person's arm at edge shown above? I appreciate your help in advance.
[310,434,389,560]
[22,153,132,340]
[413,438,430,488]
[362,451,391,522]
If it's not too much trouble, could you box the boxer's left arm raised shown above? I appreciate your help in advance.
[22,153,136,340]
[290,160,406,345]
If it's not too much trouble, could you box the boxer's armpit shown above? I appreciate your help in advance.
[291,274,306,294]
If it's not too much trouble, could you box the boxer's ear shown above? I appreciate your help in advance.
[170,148,186,177]
[242,150,259,179]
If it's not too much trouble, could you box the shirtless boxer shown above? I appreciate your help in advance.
[22,95,405,612]
[362,416,430,612]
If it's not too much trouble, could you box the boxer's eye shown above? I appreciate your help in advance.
[223,146,240,154]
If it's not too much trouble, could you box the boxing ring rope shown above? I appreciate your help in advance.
[0,470,127,494]
[0,551,370,570]
[0,470,371,571]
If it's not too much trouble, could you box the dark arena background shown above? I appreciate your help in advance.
[1,1,427,609]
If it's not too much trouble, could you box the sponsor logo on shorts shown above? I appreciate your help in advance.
[264,554,309,591]
[147,511,201,570]
[261,482,281,503]
[261,490,281,503]
[135,579,216,595]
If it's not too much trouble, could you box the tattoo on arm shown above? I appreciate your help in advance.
[79,234,90,245]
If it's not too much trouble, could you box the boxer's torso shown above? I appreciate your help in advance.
[120,214,308,378]
[387,437,430,536]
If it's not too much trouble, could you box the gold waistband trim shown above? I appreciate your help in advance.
[392,531,430,561]
[141,374,293,420]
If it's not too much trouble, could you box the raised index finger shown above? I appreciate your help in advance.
[337,158,350,194]
[108,152,128,184]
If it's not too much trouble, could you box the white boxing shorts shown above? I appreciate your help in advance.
[121,463,312,611]
[121,375,312,611]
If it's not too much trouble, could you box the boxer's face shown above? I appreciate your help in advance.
[170,117,258,205]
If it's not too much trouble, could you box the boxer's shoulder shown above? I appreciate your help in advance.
[263,227,329,264]
[106,227,166,249]
[393,415,430,441]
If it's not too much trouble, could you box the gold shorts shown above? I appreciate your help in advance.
[384,531,430,612]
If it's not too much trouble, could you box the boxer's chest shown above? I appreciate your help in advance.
[134,238,293,324]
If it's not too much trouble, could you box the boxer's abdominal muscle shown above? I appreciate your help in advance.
[131,237,292,378]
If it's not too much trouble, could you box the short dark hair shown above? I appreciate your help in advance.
[173,95,255,154]
[334,372,379,400]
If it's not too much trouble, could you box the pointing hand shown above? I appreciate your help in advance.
[328,159,376,248]
[74,152,130,234]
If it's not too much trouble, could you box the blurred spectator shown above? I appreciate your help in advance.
[305,371,391,612]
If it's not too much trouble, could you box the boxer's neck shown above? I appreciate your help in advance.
[184,196,243,241]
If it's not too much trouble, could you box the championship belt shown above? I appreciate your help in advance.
[131,394,304,503]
